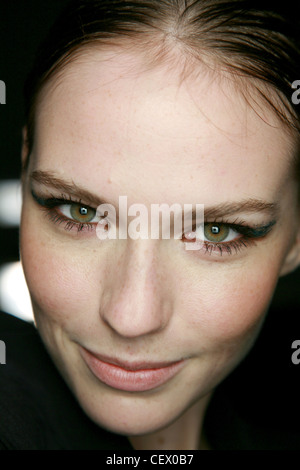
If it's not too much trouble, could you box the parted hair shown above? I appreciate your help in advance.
[23,0,300,165]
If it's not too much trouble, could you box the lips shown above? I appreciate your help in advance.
[79,347,184,392]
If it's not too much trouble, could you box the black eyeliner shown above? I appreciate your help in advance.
[232,221,276,238]
[31,189,83,208]
[32,190,63,207]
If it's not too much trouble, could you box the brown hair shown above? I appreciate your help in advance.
[23,0,300,167]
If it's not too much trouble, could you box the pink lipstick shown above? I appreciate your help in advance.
[80,347,184,392]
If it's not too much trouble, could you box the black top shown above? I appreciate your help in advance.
[0,311,132,450]
[0,310,299,450]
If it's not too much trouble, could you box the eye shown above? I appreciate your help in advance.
[59,203,99,224]
[182,219,277,256]
[30,191,106,233]
[182,221,254,256]
[184,223,240,244]
[201,223,239,243]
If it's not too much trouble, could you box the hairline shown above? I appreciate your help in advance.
[23,33,300,174]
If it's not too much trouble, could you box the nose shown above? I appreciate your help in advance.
[100,240,172,338]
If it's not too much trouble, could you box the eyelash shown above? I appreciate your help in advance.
[185,229,254,256]
[31,192,275,256]
[46,210,95,232]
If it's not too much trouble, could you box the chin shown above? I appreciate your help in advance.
[82,404,162,437]
[74,386,180,437]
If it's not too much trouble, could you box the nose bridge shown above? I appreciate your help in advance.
[101,239,169,338]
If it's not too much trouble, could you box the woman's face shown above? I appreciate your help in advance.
[20,49,300,436]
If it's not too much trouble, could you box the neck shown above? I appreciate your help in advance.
[129,393,212,450]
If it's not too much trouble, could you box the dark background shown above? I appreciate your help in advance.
[0,0,70,263]
[0,0,300,442]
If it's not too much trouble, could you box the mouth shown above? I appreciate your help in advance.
[79,347,185,392]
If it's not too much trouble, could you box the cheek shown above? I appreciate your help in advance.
[179,261,280,353]
[20,218,98,332]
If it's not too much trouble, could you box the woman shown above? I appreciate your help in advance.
[1,0,300,450]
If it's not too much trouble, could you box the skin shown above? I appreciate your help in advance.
[20,48,300,449]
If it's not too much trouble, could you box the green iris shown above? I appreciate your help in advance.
[70,204,96,223]
[204,223,229,243]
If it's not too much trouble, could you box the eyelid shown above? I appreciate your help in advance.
[201,219,276,237]
[30,190,95,209]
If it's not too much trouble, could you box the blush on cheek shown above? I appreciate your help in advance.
[185,264,279,355]
[21,234,89,331]
[207,272,278,345]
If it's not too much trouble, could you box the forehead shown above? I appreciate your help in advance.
[33,49,295,206]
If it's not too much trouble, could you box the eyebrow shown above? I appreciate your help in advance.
[202,200,279,220]
[30,170,280,220]
[30,170,107,207]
